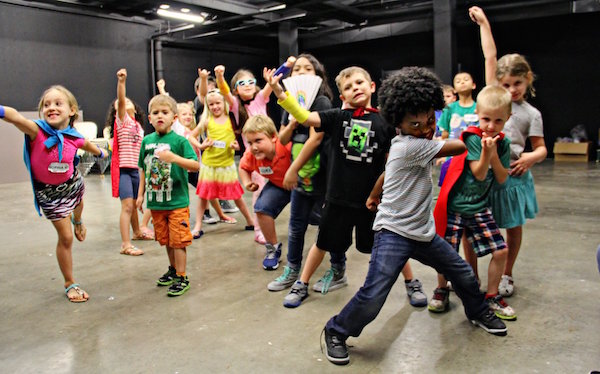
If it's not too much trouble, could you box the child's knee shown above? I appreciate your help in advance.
[492,247,508,260]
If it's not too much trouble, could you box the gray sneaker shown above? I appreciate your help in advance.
[283,281,308,308]
[219,200,239,213]
[267,266,299,291]
[312,268,347,294]
[405,279,427,307]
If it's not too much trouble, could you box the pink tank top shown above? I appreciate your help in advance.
[30,128,85,184]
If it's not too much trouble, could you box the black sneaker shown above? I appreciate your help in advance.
[167,275,190,296]
[157,266,176,286]
[471,308,507,336]
[322,328,349,365]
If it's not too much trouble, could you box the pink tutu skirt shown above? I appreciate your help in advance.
[196,163,244,200]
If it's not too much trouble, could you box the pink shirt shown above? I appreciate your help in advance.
[231,91,270,125]
[30,128,85,185]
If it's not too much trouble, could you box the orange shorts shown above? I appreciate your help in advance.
[151,207,193,248]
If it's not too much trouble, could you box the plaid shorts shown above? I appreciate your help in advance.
[444,209,506,257]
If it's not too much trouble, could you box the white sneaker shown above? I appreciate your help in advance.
[499,275,514,297]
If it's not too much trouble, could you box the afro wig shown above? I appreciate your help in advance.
[378,67,444,128]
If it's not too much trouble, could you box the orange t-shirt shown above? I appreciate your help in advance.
[239,138,291,189]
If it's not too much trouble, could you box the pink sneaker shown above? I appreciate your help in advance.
[254,232,266,244]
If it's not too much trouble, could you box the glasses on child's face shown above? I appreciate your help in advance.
[235,78,256,89]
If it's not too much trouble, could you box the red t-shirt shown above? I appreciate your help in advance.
[239,138,291,188]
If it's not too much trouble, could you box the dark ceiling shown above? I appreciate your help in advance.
[17,0,596,48]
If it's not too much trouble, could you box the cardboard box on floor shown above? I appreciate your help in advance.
[553,141,591,162]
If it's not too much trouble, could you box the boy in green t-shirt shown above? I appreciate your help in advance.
[136,94,199,297]
[433,85,516,321]
[437,72,478,139]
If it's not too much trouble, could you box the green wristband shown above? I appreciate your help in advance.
[278,91,310,124]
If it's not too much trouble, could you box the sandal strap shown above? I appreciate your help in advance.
[65,283,81,294]
[70,214,83,225]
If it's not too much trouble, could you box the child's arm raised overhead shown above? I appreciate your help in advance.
[469,6,497,86]
[259,56,296,101]
[434,139,467,159]
[198,68,209,102]
[116,68,128,122]
[156,79,168,95]
[214,65,235,109]
[264,68,322,128]
[0,105,38,139]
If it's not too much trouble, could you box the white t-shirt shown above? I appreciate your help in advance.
[373,135,444,242]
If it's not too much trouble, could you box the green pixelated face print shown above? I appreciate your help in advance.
[341,118,377,163]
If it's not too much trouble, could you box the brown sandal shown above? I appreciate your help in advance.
[120,245,144,256]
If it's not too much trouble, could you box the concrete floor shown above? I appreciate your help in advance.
[0,160,599,373]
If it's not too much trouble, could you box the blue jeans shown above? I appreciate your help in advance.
[287,190,345,268]
[253,182,291,218]
[326,229,487,338]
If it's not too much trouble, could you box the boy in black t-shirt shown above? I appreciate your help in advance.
[265,66,427,309]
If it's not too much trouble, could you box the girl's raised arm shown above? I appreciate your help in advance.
[469,6,498,86]
[214,65,235,109]
[0,105,38,139]
[116,68,127,121]
[198,68,209,102]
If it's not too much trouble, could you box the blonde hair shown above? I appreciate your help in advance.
[497,53,536,98]
[38,85,79,125]
[242,114,277,138]
[177,102,197,130]
[198,90,229,135]
[476,85,512,116]
[148,94,178,114]
[334,66,372,93]
[442,84,455,93]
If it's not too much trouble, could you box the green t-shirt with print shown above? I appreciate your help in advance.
[448,134,510,216]
[437,101,478,139]
[138,130,197,211]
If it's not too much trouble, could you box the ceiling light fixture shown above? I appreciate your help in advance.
[259,4,286,12]
[159,4,170,9]
[157,8,206,23]
[181,8,190,13]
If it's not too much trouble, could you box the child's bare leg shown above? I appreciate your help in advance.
[52,217,88,301]
[503,226,522,277]
[166,246,175,268]
[71,201,86,241]
[487,248,507,295]
[173,247,187,275]
[256,212,277,244]
[141,209,152,229]
[192,198,209,233]
[120,198,135,249]
[462,237,479,280]
[401,261,414,280]
[210,199,230,221]
[130,206,142,236]
[234,198,254,226]
[300,244,326,284]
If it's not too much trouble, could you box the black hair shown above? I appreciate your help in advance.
[103,98,147,137]
[378,67,444,127]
